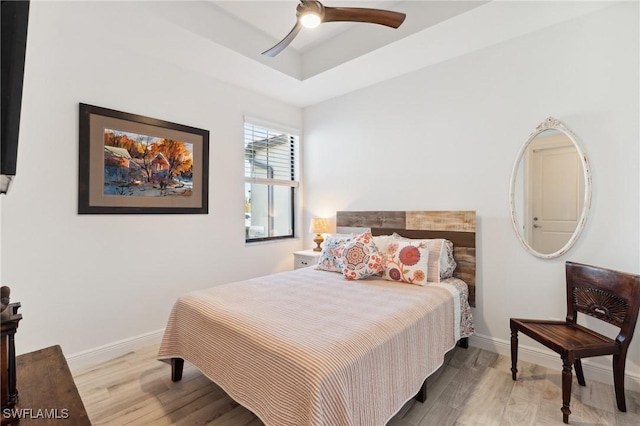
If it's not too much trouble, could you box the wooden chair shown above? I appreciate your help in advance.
[510,261,640,424]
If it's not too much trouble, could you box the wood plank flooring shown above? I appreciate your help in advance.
[72,344,640,425]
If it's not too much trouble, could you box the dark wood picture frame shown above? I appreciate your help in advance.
[78,103,209,214]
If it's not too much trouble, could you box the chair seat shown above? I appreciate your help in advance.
[510,318,619,359]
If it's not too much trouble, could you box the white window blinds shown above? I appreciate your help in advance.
[244,122,298,187]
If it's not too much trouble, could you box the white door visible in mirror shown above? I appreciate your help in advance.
[529,132,584,253]
[509,117,591,258]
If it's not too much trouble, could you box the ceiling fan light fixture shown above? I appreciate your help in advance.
[300,12,321,28]
[262,0,406,57]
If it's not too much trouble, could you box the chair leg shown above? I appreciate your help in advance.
[510,328,518,380]
[613,352,627,412]
[574,359,586,386]
[561,359,573,424]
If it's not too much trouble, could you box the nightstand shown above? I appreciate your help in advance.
[293,249,322,270]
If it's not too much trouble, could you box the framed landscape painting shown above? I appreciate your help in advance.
[78,103,209,214]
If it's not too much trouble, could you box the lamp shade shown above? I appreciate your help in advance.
[309,218,330,234]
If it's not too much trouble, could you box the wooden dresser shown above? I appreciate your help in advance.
[9,346,91,425]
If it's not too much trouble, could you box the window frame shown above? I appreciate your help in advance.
[244,117,299,243]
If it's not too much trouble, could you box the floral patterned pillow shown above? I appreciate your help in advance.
[389,234,456,282]
[382,239,430,285]
[338,231,383,280]
[316,233,354,272]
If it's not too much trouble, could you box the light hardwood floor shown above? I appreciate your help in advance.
[72,344,640,425]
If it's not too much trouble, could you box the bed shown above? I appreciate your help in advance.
[158,210,476,425]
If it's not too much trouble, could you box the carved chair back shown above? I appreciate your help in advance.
[565,261,640,348]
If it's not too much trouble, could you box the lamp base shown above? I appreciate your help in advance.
[313,234,324,252]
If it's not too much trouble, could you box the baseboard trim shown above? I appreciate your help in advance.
[64,328,640,393]
[469,333,640,392]
[66,328,164,373]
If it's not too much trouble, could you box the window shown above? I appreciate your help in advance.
[244,119,298,242]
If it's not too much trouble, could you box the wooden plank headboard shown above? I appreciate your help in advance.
[336,211,477,307]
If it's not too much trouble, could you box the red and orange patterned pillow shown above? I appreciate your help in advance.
[381,239,431,285]
[338,231,383,280]
[375,234,456,283]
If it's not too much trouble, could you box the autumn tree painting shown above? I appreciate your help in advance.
[103,129,194,197]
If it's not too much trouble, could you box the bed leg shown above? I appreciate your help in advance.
[171,358,184,382]
[457,337,469,349]
[416,378,427,403]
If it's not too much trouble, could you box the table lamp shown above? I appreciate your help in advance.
[309,218,330,252]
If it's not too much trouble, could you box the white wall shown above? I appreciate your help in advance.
[303,2,639,384]
[0,1,303,357]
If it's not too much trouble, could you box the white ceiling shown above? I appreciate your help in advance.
[143,1,615,108]
[207,0,488,79]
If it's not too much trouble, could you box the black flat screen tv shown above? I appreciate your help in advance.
[1,0,30,193]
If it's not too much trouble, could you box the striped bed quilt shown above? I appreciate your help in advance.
[158,266,474,426]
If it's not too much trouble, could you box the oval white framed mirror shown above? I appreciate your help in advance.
[509,117,592,259]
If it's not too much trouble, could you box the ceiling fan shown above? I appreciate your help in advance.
[262,0,406,57]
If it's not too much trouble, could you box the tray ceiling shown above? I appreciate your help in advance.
[134,1,614,107]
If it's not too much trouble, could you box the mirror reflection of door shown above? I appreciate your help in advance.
[509,116,591,258]
[526,132,584,253]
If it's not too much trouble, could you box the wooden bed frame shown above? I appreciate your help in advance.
[170,210,477,409]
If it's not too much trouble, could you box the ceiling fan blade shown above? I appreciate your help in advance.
[323,7,406,28]
[262,21,303,57]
